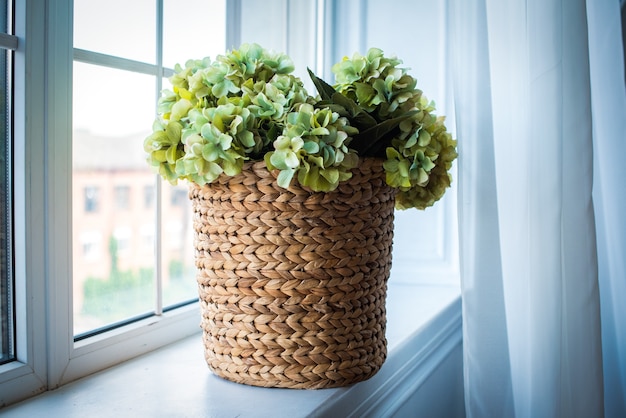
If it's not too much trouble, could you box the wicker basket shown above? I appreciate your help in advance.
[190,158,396,389]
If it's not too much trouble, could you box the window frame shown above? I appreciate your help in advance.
[0,0,211,406]
[46,0,204,388]
[0,0,48,405]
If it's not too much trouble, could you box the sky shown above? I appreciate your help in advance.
[72,0,226,137]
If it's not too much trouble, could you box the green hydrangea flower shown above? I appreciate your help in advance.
[143,119,184,184]
[265,103,358,191]
[144,43,309,185]
[331,48,457,209]
[144,44,457,210]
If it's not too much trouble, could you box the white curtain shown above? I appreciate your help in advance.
[448,0,626,416]
[588,1,626,417]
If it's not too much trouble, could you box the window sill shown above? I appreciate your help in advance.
[3,283,462,417]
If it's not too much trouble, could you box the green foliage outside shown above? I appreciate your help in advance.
[82,266,154,320]
[81,237,197,322]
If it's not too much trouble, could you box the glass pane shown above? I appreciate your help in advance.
[160,0,225,308]
[74,0,156,63]
[72,63,157,336]
[0,44,14,363]
[161,181,197,308]
[163,0,226,68]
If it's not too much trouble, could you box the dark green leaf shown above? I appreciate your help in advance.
[314,102,350,117]
[351,110,419,156]
[307,68,336,101]
[330,93,377,129]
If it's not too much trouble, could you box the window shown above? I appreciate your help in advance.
[143,184,154,209]
[139,224,154,254]
[113,185,130,210]
[0,0,13,366]
[71,0,226,339]
[1,0,226,407]
[79,230,102,260]
[169,188,187,207]
[83,185,99,212]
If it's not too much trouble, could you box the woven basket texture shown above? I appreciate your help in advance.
[190,158,396,389]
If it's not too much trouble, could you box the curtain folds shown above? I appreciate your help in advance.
[449,0,625,416]
[448,1,514,416]
[587,1,626,417]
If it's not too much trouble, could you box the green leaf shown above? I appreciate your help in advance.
[307,68,337,101]
[165,121,183,143]
[170,99,193,121]
[330,93,377,129]
[351,110,419,156]
[153,149,168,163]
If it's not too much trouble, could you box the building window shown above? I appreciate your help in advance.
[114,185,130,210]
[112,227,131,255]
[165,221,183,250]
[80,230,102,261]
[84,185,100,213]
[140,224,154,254]
[170,188,187,207]
[143,184,154,209]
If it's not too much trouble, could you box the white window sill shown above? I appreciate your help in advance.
[3,283,462,417]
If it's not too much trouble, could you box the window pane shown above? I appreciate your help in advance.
[73,0,156,63]
[163,0,226,68]
[154,76,197,308]
[72,63,157,336]
[71,0,228,337]
[0,43,13,364]
[160,0,227,305]
[161,181,196,308]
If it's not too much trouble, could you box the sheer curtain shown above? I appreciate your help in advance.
[588,1,626,416]
[448,0,626,416]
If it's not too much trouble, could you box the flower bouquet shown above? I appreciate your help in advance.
[144,44,457,389]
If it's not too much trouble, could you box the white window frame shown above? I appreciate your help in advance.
[1,0,48,405]
[46,0,203,386]
[0,0,209,406]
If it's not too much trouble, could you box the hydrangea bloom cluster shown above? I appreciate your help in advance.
[145,44,310,185]
[144,44,457,209]
[332,48,458,209]
[265,103,360,191]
